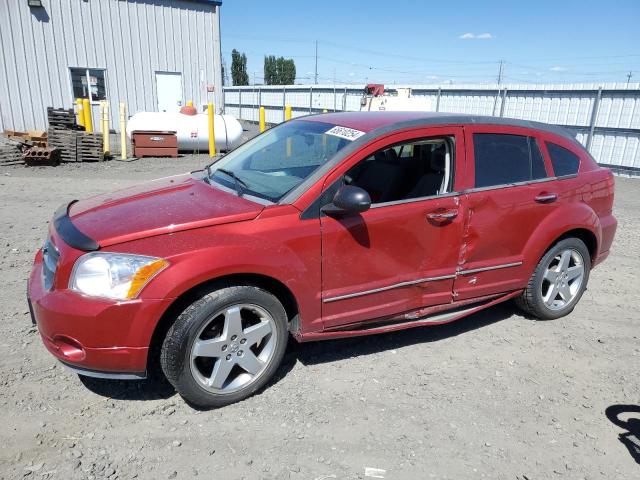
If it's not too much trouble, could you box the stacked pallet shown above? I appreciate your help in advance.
[48,126,79,162]
[0,136,25,165]
[77,132,104,162]
[47,107,77,129]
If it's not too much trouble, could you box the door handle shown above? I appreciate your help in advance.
[427,209,458,223]
[535,193,558,204]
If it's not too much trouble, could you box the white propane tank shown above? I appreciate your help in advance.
[126,111,243,151]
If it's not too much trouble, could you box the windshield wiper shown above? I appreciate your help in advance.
[203,164,212,184]
[215,168,248,197]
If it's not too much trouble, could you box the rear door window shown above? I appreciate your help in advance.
[473,133,549,188]
[546,142,580,176]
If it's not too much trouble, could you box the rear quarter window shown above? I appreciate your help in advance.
[546,142,580,176]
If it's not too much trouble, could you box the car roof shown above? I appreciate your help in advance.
[301,111,577,142]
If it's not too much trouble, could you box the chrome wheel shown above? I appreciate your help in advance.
[541,248,585,311]
[189,304,277,394]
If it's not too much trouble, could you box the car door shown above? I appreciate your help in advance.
[319,127,466,329]
[453,125,557,300]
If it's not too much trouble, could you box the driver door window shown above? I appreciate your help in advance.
[344,137,453,205]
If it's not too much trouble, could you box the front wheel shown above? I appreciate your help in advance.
[515,238,591,320]
[161,286,289,408]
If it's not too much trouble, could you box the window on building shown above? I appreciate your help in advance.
[473,133,549,188]
[70,68,107,103]
[546,142,580,177]
[344,137,453,204]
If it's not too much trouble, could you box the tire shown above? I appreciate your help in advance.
[515,237,591,320]
[161,286,289,408]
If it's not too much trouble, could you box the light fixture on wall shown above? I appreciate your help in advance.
[27,0,43,7]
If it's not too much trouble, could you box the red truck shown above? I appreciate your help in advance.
[28,112,617,407]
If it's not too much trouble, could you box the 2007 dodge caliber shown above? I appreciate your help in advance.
[28,112,617,407]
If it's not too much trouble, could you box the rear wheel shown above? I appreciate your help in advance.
[161,286,288,408]
[515,238,590,320]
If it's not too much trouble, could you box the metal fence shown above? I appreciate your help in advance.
[223,83,640,174]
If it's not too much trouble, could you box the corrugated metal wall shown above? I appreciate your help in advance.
[224,83,640,172]
[0,0,223,132]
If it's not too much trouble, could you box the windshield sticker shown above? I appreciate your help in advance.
[325,126,365,141]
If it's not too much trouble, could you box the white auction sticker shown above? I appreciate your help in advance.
[325,125,365,141]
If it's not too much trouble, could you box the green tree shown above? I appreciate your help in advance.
[264,55,296,85]
[231,49,249,86]
[281,59,296,85]
[264,55,276,85]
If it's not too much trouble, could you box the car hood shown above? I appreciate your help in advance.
[68,173,264,247]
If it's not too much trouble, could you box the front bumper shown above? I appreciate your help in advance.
[28,252,173,376]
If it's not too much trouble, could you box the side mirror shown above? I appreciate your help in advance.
[321,185,371,217]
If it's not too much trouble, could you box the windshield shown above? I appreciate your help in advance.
[207,120,357,202]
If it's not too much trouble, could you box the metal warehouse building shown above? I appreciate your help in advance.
[0,0,223,132]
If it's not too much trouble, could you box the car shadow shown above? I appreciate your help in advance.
[79,373,176,402]
[605,404,640,465]
[78,301,518,405]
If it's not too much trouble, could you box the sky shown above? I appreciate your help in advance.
[220,0,640,85]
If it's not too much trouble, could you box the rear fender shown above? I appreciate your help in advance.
[522,202,600,276]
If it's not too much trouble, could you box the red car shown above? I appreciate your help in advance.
[28,112,617,407]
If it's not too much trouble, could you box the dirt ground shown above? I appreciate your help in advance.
[0,147,638,479]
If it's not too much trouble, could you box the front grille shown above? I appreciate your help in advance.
[42,239,60,290]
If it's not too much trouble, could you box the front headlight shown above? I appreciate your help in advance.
[69,252,168,300]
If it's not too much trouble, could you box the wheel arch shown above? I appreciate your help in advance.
[523,202,601,277]
[146,273,300,375]
[552,228,598,262]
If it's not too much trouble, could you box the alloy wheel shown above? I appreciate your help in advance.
[541,248,585,311]
[189,304,277,394]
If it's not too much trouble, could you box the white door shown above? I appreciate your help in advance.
[156,72,183,112]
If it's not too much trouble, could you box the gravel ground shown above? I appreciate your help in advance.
[0,141,638,479]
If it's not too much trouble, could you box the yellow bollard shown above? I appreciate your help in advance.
[186,100,193,107]
[207,102,216,157]
[82,98,93,133]
[119,102,127,160]
[76,98,84,127]
[103,102,110,155]
[259,106,266,133]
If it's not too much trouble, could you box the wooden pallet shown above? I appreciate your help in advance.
[0,136,25,165]
[47,127,78,162]
[77,132,104,162]
[0,148,23,165]
[47,107,77,129]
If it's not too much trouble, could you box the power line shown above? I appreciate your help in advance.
[225,33,640,65]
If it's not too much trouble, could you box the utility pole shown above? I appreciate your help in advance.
[497,60,504,85]
[314,40,318,85]
[627,71,633,84]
